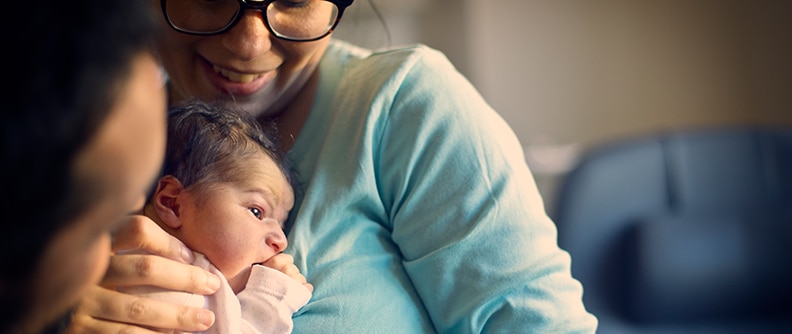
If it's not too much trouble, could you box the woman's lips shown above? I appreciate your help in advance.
[203,60,275,97]
[213,65,259,83]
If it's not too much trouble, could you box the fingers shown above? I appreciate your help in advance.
[66,286,215,333]
[278,263,310,291]
[66,216,221,333]
[65,314,163,334]
[261,254,314,292]
[260,253,295,271]
[113,215,194,264]
[103,253,222,295]
[106,215,220,295]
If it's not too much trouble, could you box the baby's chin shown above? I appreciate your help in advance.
[226,266,253,294]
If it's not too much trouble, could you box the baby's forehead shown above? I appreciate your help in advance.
[227,152,292,190]
[234,150,282,175]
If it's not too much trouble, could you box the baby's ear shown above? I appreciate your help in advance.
[152,175,185,229]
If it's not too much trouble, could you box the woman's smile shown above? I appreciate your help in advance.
[202,57,277,96]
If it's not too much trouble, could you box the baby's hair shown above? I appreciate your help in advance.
[161,98,300,199]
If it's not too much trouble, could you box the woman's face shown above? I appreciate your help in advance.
[155,5,332,118]
[26,53,167,332]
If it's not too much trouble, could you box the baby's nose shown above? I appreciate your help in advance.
[262,218,288,253]
[267,231,287,253]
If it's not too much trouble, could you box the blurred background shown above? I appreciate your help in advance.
[334,1,792,332]
[333,0,792,212]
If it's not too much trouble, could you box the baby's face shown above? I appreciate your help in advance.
[178,152,294,293]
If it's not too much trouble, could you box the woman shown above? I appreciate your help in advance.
[69,0,598,332]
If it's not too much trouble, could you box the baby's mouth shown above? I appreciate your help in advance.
[212,65,260,83]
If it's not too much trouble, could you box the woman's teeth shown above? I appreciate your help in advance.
[213,65,258,83]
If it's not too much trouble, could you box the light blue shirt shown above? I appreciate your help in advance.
[285,40,598,333]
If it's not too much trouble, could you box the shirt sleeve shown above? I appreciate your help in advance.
[237,265,313,334]
[376,46,598,333]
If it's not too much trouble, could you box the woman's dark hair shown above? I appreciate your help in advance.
[0,0,160,331]
[161,99,301,201]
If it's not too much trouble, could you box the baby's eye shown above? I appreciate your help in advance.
[249,207,263,219]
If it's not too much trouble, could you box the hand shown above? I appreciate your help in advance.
[261,253,314,293]
[64,215,222,333]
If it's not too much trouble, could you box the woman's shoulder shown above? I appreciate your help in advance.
[327,39,443,60]
[326,39,456,79]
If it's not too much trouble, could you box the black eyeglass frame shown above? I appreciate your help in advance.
[160,0,355,42]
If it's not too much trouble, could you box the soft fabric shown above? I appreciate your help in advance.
[624,213,792,324]
[121,254,311,334]
[283,40,597,333]
[552,128,792,333]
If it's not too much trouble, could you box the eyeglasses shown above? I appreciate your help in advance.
[161,0,354,42]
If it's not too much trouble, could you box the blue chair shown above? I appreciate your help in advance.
[551,127,792,333]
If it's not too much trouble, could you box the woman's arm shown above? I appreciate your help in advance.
[378,46,598,333]
[64,215,221,333]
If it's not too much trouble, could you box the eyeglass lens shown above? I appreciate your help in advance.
[165,0,340,40]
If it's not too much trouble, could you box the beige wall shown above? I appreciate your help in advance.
[334,0,792,206]
[464,0,792,147]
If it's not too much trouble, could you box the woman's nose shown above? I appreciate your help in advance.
[222,10,272,61]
